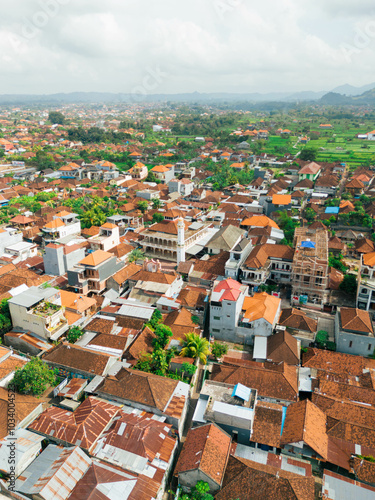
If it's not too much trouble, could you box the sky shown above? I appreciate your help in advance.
[1,0,375,95]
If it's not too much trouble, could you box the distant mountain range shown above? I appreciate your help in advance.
[0,83,375,105]
[320,87,375,105]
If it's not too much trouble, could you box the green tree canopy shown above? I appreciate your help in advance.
[128,248,145,263]
[11,357,57,396]
[299,148,317,161]
[211,342,228,360]
[152,324,173,350]
[48,111,65,125]
[66,326,83,344]
[339,274,357,296]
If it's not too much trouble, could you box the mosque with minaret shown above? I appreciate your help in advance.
[139,209,213,264]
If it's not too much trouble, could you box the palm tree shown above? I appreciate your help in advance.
[180,332,210,364]
[128,249,145,263]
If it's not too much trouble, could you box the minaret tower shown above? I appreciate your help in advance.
[177,217,185,265]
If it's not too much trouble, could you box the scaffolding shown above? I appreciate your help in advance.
[291,227,329,307]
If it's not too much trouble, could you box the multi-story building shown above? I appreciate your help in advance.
[41,211,81,245]
[88,223,120,252]
[129,161,148,180]
[43,242,85,276]
[240,244,294,290]
[209,278,248,340]
[357,252,375,314]
[0,227,23,255]
[150,164,175,184]
[291,227,329,309]
[140,213,212,262]
[225,238,253,279]
[67,249,124,295]
[8,286,69,340]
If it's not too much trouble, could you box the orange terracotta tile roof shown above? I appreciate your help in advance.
[242,292,281,324]
[174,424,231,486]
[79,250,113,267]
[340,307,373,334]
[363,252,375,267]
[44,219,65,229]
[272,194,291,205]
[241,215,279,229]
[28,396,120,452]
[281,399,328,460]
[60,290,96,313]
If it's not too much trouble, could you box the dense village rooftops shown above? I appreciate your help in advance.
[29,396,121,452]
[216,455,315,500]
[302,347,375,376]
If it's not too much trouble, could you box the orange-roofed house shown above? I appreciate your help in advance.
[265,193,292,216]
[239,292,281,338]
[42,211,81,245]
[150,164,175,184]
[367,129,375,140]
[336,307,375,357]
[58,162,84,179]
[130,161,148,181]
[209,278,249,342]
[67,249,124,295]
[240,215,280,230]
[298,162,321,181]
[174,423,231,493]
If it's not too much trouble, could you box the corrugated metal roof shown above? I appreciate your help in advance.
[15,445,91,499]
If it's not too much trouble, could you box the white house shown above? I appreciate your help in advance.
[8,286,69,341]
[209,278,248,340]
[41,211,81,245]
[88,223,120,252]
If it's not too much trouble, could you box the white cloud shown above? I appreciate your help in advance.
[0,0,374,94]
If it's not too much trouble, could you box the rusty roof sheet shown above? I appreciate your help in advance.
[93,408,176,468]
[28,396,121,452]
[16,445,91,499]
[69,460,160,500]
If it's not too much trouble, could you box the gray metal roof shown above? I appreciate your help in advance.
[8,286,57,308]
[118,304,154,320]
[15,445,91,497]
[323,471,375,500]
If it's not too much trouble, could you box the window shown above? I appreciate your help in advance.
[212,329,220,333]
[213,316,220,321]
[368,344,372,351]
[349,341,353,348]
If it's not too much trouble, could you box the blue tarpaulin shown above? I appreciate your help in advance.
[301,241,316,248]
[325,207,339,214]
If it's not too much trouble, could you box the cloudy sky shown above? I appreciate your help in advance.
[1,0,375,95]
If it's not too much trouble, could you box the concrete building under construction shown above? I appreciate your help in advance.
[291,227,329,309]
